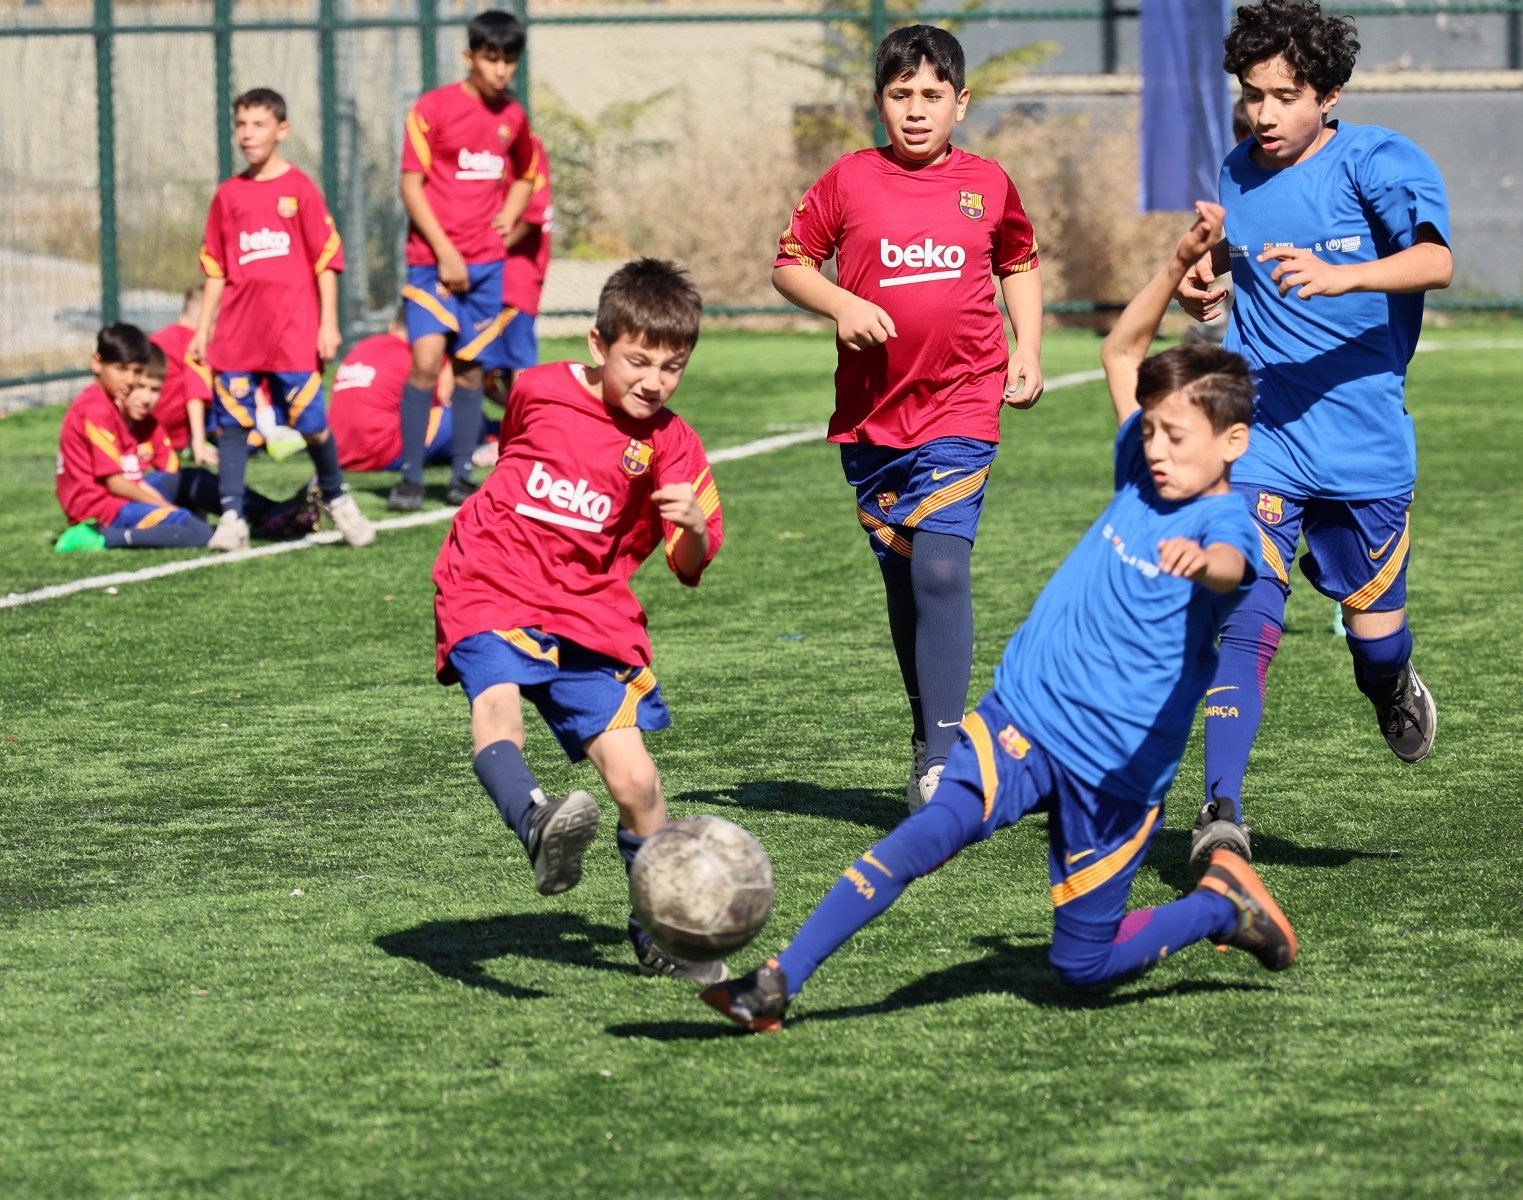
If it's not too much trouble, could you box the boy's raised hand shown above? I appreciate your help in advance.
[833,294,897,351]
[1174,201,1228,321]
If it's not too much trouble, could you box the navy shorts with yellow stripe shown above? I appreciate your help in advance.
[215,371,328,436]
[841,436,997,562]
[1240,482,1412,612]
[937,691,1163,943]
[110,500,203,530]
[449,628,670,763]
[403,262,514,366]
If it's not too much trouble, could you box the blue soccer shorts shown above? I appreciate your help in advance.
[448,628,671,763]
[840,436,997,563]
[402,262,513,367]
[110,500,203,530]
[933,691,1163,944]
[482,308,538,373]
[214,371,328,437]
[1240,483,1413,612]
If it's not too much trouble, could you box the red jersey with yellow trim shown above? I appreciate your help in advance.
[433,361,723,675]
[502,135,552,315]
[149,322,213,450]
[328,332,422,472]
[55,384,141,525]
[199,166,344,373]
[402,83,536,267]
[129,413,179,477]
[776,145,1039,448]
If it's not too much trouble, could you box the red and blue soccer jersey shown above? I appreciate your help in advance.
[328,332,426,472]
[402,83,537,268]
[433,361,724,675]
[199,166,344,374]
[55,384,141,526]
[777,145,1039,448]
[149,322,213,450]
[502,134,552,316]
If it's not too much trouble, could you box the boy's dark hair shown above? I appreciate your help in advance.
[595,258,702,353]
[1224,0,1358,99]
[142,342,167,382]
[468,10,526,57]
[234,87,288,123]
[875,24,965,95]
[95,323,151,366]
[1232,97,1251,142]
[1137,343,1255,433]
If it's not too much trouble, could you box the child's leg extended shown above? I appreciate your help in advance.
[104,501,213,549]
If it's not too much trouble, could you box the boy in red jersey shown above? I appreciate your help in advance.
[432,259,726,983]
[393,9,538,513]
[328,309,455,473]
[190,87,374,553]
[774,25,1044,810]
[149,284,216,462]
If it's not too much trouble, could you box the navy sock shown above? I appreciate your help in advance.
[1347,621,1413,699]
[398,382,434,484]
[306,435,345,503]
[877,557,924,742]
[473,741,541,844]
[616,826,643,875]
[1047,891,1238,988]
[910,532,974,768]
[104,518,213,549]
[1202,576,1287,823]
[218,427,250,519]
[449,384,484,483]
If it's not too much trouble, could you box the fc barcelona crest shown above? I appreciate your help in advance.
[621,438,653,477]
[1256,491,1285,525]
[998,724,1030,759]
[876,490,898,516]
[229,375,251,399]
[277,195,299,218]
[958,190,985,220]
[497,123,510,142]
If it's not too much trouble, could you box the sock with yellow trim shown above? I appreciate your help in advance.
[1202,576,1285,824]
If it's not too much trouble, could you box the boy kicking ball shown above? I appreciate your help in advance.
[703,203,1296,1032]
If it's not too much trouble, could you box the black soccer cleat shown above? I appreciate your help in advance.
[1369,662,1438,763]
[1196,850,1297,971]
[387,479,426,513]
[1189,799,1252,880]
[524,789,600,896]
[700,958,790,1033]
[445,477,479,508]
[630,928,729,986]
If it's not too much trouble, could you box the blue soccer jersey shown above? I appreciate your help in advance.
[1220,122,1450,500]
[991,414,1260,807]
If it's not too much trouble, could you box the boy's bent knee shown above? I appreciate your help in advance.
[1048,929,1121,989]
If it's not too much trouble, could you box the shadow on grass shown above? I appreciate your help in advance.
[1148,826,1401,895]
[376,911,635,998]
[675,780,905,832]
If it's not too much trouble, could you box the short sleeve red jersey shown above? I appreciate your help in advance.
[502,135,553,315]
[328,333,417,472]
[402,83,536,267]
[433,361,724,676]
[775,146,1039,448]
[129,413,179,478]
[149,322,213,450]
[55,384,140,526]
[199,166,344,374]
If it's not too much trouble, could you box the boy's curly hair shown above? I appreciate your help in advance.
[1224,0,1359,98]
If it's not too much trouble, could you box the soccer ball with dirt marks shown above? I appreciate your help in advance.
[630,815,774,962]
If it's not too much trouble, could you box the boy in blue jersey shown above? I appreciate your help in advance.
[1177,0,1452,874]
[701,204,1297,1033]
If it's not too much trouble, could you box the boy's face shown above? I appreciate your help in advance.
[588,330,691,421]
[463,47,519,102]
[235,104,289,168]
[91,354,143,406]
[1239,56,1340,168]
[123,376,163,424]
[874,62,969,167]
[1140,392,1247,503]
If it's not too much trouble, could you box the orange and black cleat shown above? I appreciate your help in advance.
[1196,850,1297,971]
[700,958,790,1033]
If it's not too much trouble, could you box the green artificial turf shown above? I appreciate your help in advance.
[1,326,1520,1198]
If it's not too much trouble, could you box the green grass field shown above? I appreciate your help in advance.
[2,326,1521,1199]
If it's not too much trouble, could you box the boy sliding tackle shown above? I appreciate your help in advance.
[704,204,1297,1033]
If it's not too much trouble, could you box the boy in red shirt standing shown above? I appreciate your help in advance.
[393,9,538,512]
[432,259,726,982]
[774,25,1044,809]
[190,87,374,552]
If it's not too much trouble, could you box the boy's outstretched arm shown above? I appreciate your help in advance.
[998,267,1044,409]
[772,265,896,352]
[1158,537,1248,595]
[1102,201,1225,426]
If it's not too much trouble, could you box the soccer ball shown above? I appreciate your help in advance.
[630,815,775,962]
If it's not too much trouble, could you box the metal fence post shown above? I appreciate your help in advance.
[419,0,438,92]
[319,0,347,339]
[870,0,887,148]
[515,0,530,121]
[93,0,118,325]
[214,0,233,181]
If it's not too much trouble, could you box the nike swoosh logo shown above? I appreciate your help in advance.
[1205,686,1239,697]
[1368,532,1397,561]
[1065,849,1095,866]
[936,719,961,728]
[930,467,966,481]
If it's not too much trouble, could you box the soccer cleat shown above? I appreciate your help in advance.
[1196,850,1297,971]
[911,763,944,812]
[631,929,729,986]
[208,514,251,553]
[254,479,323,540]
[54,521,106,553]
[445,476,479,507]
[1370,663,1438,763]
[262,424,307,463]
[523,789,600,896]
[323,493,376,547]
[1189,800,1252,880]
[386,480,426,513]
[906,737,927,810]
[700,958,790,1033]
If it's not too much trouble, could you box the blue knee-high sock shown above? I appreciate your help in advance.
[398,382,434,484]
[1347,621,1413,699]
[618,827,651,940]
[306,435,346,503]
[473,741,541,844]
[218,427,250,519]
[910,532,974,768]
[449,384,484,483]
[877,556,924,744]
[775,788,985,998]
[1048,891,1238,988]
[103,517,214,549]
[1202,576,1287,823]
